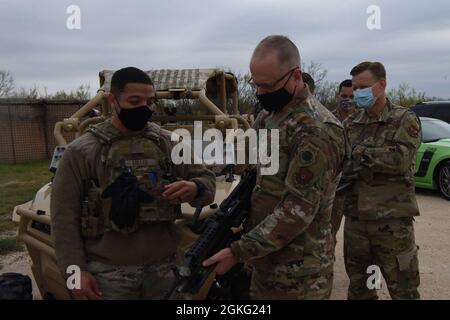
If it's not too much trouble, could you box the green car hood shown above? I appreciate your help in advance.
[425,138,450,148]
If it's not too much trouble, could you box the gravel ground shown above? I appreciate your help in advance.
[331,189,450,299]
[1,189,449,300]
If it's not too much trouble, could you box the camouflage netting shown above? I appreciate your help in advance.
[99,69,238,96]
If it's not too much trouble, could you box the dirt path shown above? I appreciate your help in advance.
[331,189,450,299]
[1,189,449,300]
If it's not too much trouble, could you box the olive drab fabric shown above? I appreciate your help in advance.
[332,108,346,123]
[85,250,188,300]
[51,119,215,275]
[230,86,345,299]
[330,107,349,242]
[84,121,180,236]
[342,100,421,220]
[342,99,421,300]
[344,217,420,300]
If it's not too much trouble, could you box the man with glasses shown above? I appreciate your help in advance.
[203,35,345,299]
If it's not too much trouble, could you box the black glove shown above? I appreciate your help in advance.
[101,171,154,230]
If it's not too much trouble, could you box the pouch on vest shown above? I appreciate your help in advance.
[138,170,181,223]
[101,170,155,234]
[81,180,104,239]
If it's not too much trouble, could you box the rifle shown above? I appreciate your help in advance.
[163,168,256,299]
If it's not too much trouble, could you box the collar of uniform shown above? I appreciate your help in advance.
[268,84,310,123]
[351,98,392,124]
[105,118,122,135]
[108,117,159,139]
[332,108,343,122]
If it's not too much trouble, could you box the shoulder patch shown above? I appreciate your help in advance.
[296,142,321,167]
[299,149,315,166]
[295,167,314,185]
[407,124,420,138]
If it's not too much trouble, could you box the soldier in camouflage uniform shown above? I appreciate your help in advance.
[51,67,215,299]
[342,61,421,300]
[332,79,355,123]
[203,35,345,300]
[331,79,355,243]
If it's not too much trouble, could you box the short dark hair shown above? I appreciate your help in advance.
[350,61,386,80]
[253,35,301,71]
[110,67,153,96]
[338,79,353,93]
[302,72,315,93]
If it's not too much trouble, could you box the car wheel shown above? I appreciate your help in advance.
[0,273,33,300]
[437,161,450,201]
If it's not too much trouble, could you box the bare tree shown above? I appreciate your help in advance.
[74,84,91,100]
[0,70,15,97]
[12,85,40,99]
[387,83,431,107]
[237,73,258,114]
[50,84,91,100]
[301,61,328,88]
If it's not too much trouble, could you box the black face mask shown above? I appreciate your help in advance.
[255,68,297,113]
[115,98,153,131]
[256,86,295,113]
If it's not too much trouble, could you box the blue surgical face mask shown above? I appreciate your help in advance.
[354,86,377,109]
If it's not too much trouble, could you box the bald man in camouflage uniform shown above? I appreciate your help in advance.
[342,61,421,300]
[203,35,345,300]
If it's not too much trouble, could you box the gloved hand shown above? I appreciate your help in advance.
[101,171,154,230]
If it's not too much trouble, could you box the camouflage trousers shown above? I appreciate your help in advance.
[343,216,420,300]
[86,254,185,300]
[249,267,333,300]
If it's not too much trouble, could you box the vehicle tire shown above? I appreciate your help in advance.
[437,161,450,201]
[0,273,32,300]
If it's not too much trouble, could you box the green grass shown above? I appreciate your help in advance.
[0,236,24,255]
[0,160,51,236]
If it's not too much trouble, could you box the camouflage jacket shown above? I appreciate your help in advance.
[341,99,421,220]
[230,87,345,277]
[51,120,215,273]
[332,108,345,123]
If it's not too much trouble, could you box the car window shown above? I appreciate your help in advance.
[433,105,450,123]
[411,105,435,117]
[421,118,450,142]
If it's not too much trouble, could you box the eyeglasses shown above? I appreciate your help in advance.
[248,66,299,91]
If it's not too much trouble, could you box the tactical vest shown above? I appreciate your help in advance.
[80,121,181,238]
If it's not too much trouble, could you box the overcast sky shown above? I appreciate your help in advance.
[1,0,449,98]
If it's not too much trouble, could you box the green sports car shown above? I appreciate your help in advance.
[415,117,450,200]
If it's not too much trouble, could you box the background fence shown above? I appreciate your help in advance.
[0,99,88,163]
